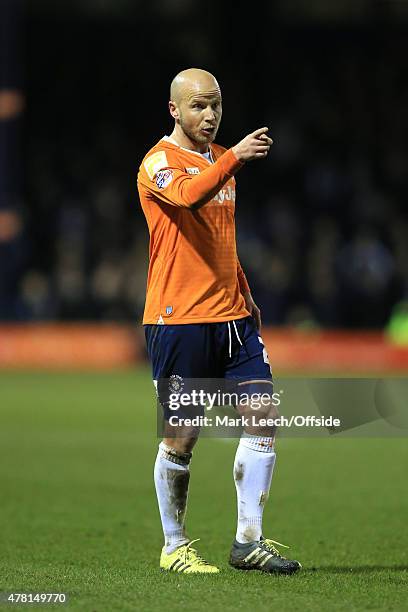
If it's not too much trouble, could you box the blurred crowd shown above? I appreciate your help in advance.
[1,13,407,328]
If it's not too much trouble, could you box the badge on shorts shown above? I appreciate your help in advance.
[169,374,184,393]
[165,305,173,315]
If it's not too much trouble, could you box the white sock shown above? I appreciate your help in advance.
[233,435,276,544]
[154,442,191,553]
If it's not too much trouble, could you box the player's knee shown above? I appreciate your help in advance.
[238,380,279,437]
[163,434,198,455]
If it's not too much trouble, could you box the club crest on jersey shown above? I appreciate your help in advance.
[186,167,200,175]
[165,305,173,315]
[156,169,173,189]
[144,150,169,180]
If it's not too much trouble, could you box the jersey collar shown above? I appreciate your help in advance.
[161,136,214,164]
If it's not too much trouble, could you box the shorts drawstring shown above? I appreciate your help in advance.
[227,321,232,358]
[232,320,243,347]
[227,320,243,358]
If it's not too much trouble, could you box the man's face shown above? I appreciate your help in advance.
[177,89,222,146]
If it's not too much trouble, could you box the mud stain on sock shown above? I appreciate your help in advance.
[234,462,245,482]
[167,469,190,524]
[242,525,259,542]
[259,491,269,506]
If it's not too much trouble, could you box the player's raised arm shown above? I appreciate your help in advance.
[167,126,273,206]
[139,147,240,209]
[139,128,273,210]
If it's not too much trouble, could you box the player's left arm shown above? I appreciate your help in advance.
[237,258,261,330]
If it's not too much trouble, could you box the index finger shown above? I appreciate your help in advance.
[251,126,269,137]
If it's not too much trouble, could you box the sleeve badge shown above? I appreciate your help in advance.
[155,169,173,189]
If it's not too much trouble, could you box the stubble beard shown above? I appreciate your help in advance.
[179,116,218,147]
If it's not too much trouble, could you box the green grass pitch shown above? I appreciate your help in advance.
[0,369,407,611]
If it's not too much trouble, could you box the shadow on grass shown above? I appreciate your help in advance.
[305,565,408,574]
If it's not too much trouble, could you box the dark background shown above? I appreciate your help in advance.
[1,0,407,327]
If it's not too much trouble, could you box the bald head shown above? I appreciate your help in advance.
[170,68,221,105]
[168,68,222,151]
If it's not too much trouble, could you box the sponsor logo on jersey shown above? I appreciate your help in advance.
[213,185,236,204]
[186,167,200,175]
[144,150,169,180]
[156,169,173,189]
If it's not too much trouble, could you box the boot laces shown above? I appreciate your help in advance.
[182,539,209,566]
[262,538,290,558]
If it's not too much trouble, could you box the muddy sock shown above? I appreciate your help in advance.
[154,442,191,553]
[233,435,276,544]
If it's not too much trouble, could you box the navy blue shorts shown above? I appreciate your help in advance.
[144,316,272,418]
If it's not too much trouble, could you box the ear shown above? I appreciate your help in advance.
[169,100,179,121]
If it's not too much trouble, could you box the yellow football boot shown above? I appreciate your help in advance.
[160,539,220,574]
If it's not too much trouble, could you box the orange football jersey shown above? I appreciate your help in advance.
[137,137,251,324]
